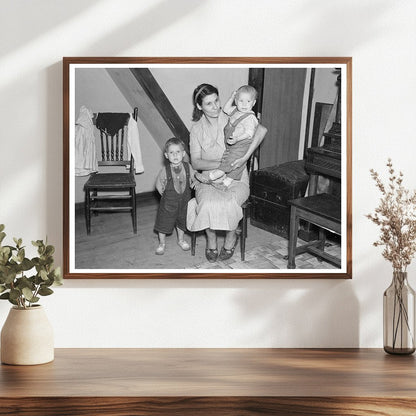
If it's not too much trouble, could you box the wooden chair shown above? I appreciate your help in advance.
[190,149,259,262]
[84,108,138,235]
[236,148,259,261]
[287,193,341,269]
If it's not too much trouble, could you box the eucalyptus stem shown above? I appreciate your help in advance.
[31,284,41,307]
[0,224,62,309]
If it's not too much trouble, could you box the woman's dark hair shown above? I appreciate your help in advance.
[192,83,219,121]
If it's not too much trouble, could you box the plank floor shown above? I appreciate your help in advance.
[75,196,340,270]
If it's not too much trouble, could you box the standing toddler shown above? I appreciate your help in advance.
[154,138,194,255]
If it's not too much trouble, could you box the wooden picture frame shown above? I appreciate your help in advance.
[63,57,352,279]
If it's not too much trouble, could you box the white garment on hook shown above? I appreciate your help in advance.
[127,115,144,174]
[74,106,98,176]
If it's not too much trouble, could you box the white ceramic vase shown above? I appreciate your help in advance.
[1,305,54,365]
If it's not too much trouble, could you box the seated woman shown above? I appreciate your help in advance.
[187,83,267,262]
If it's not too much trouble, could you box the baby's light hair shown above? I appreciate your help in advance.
[164,137,185,153]
[236,85,258,100]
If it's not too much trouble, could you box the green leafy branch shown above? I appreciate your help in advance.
[0,224,62,309]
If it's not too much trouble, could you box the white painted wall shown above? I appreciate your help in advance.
[298,68,338,158]
[151,68,248,129]
[72,67,248,201]
[308,68,339,147]
[74,68,164,200]
[1,0,416,348]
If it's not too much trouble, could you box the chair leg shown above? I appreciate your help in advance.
[132,187,137,234]
[241,208,248,261]
[191,232,196,256]
[288,206,299,269]
[316,227,326,262]
[318,227,326,250]
[85,189,91,235]
[240,234,246,261]
[92,189,98,216]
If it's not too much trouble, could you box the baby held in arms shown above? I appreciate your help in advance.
[195,85,258,190]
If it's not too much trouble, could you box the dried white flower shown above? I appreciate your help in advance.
[366,159,416,272]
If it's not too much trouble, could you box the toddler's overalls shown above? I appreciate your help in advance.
[154,162,191,234]
[221,110,255,180]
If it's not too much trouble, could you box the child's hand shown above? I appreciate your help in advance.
[227,136,237,145]
[227,90,237,103]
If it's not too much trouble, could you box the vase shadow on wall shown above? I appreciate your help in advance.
[234,280,360,348]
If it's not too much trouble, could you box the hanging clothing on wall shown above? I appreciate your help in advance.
[127,115,144,174]
[75,106,98,176]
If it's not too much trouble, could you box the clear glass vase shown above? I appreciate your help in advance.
[383,271,415,355]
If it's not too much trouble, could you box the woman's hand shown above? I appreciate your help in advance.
[190,155,222,171]
[230,157,247,170]
[212,172,226,183]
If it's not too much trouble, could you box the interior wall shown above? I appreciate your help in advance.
[74,68,163,200]
[298,68,338,158]
[1,0,416,348]
[73,67,248,202]
[307,69,339,148]
[151,68,248,129]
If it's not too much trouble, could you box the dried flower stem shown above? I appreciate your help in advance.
[366,159,416,272]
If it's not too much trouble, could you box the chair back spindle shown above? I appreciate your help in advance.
[84,107,139,235]
[111,132,115,161]
[119,128,124,161]
[96,108,137,168]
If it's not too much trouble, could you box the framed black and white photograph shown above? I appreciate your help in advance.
[63,57,352,279]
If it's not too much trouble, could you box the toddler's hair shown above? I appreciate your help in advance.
[236,85,258,100]
[164,137,185,153]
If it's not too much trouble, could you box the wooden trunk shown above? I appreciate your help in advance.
[250,160,309,238]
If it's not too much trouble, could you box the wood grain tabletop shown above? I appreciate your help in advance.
[1,348,415,415]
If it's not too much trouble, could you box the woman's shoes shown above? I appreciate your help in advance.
[205,248,218,263]
[218,236,239,261]
[218,246,235,261]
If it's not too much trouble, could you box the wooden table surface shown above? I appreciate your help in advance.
[1,348,415,415]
